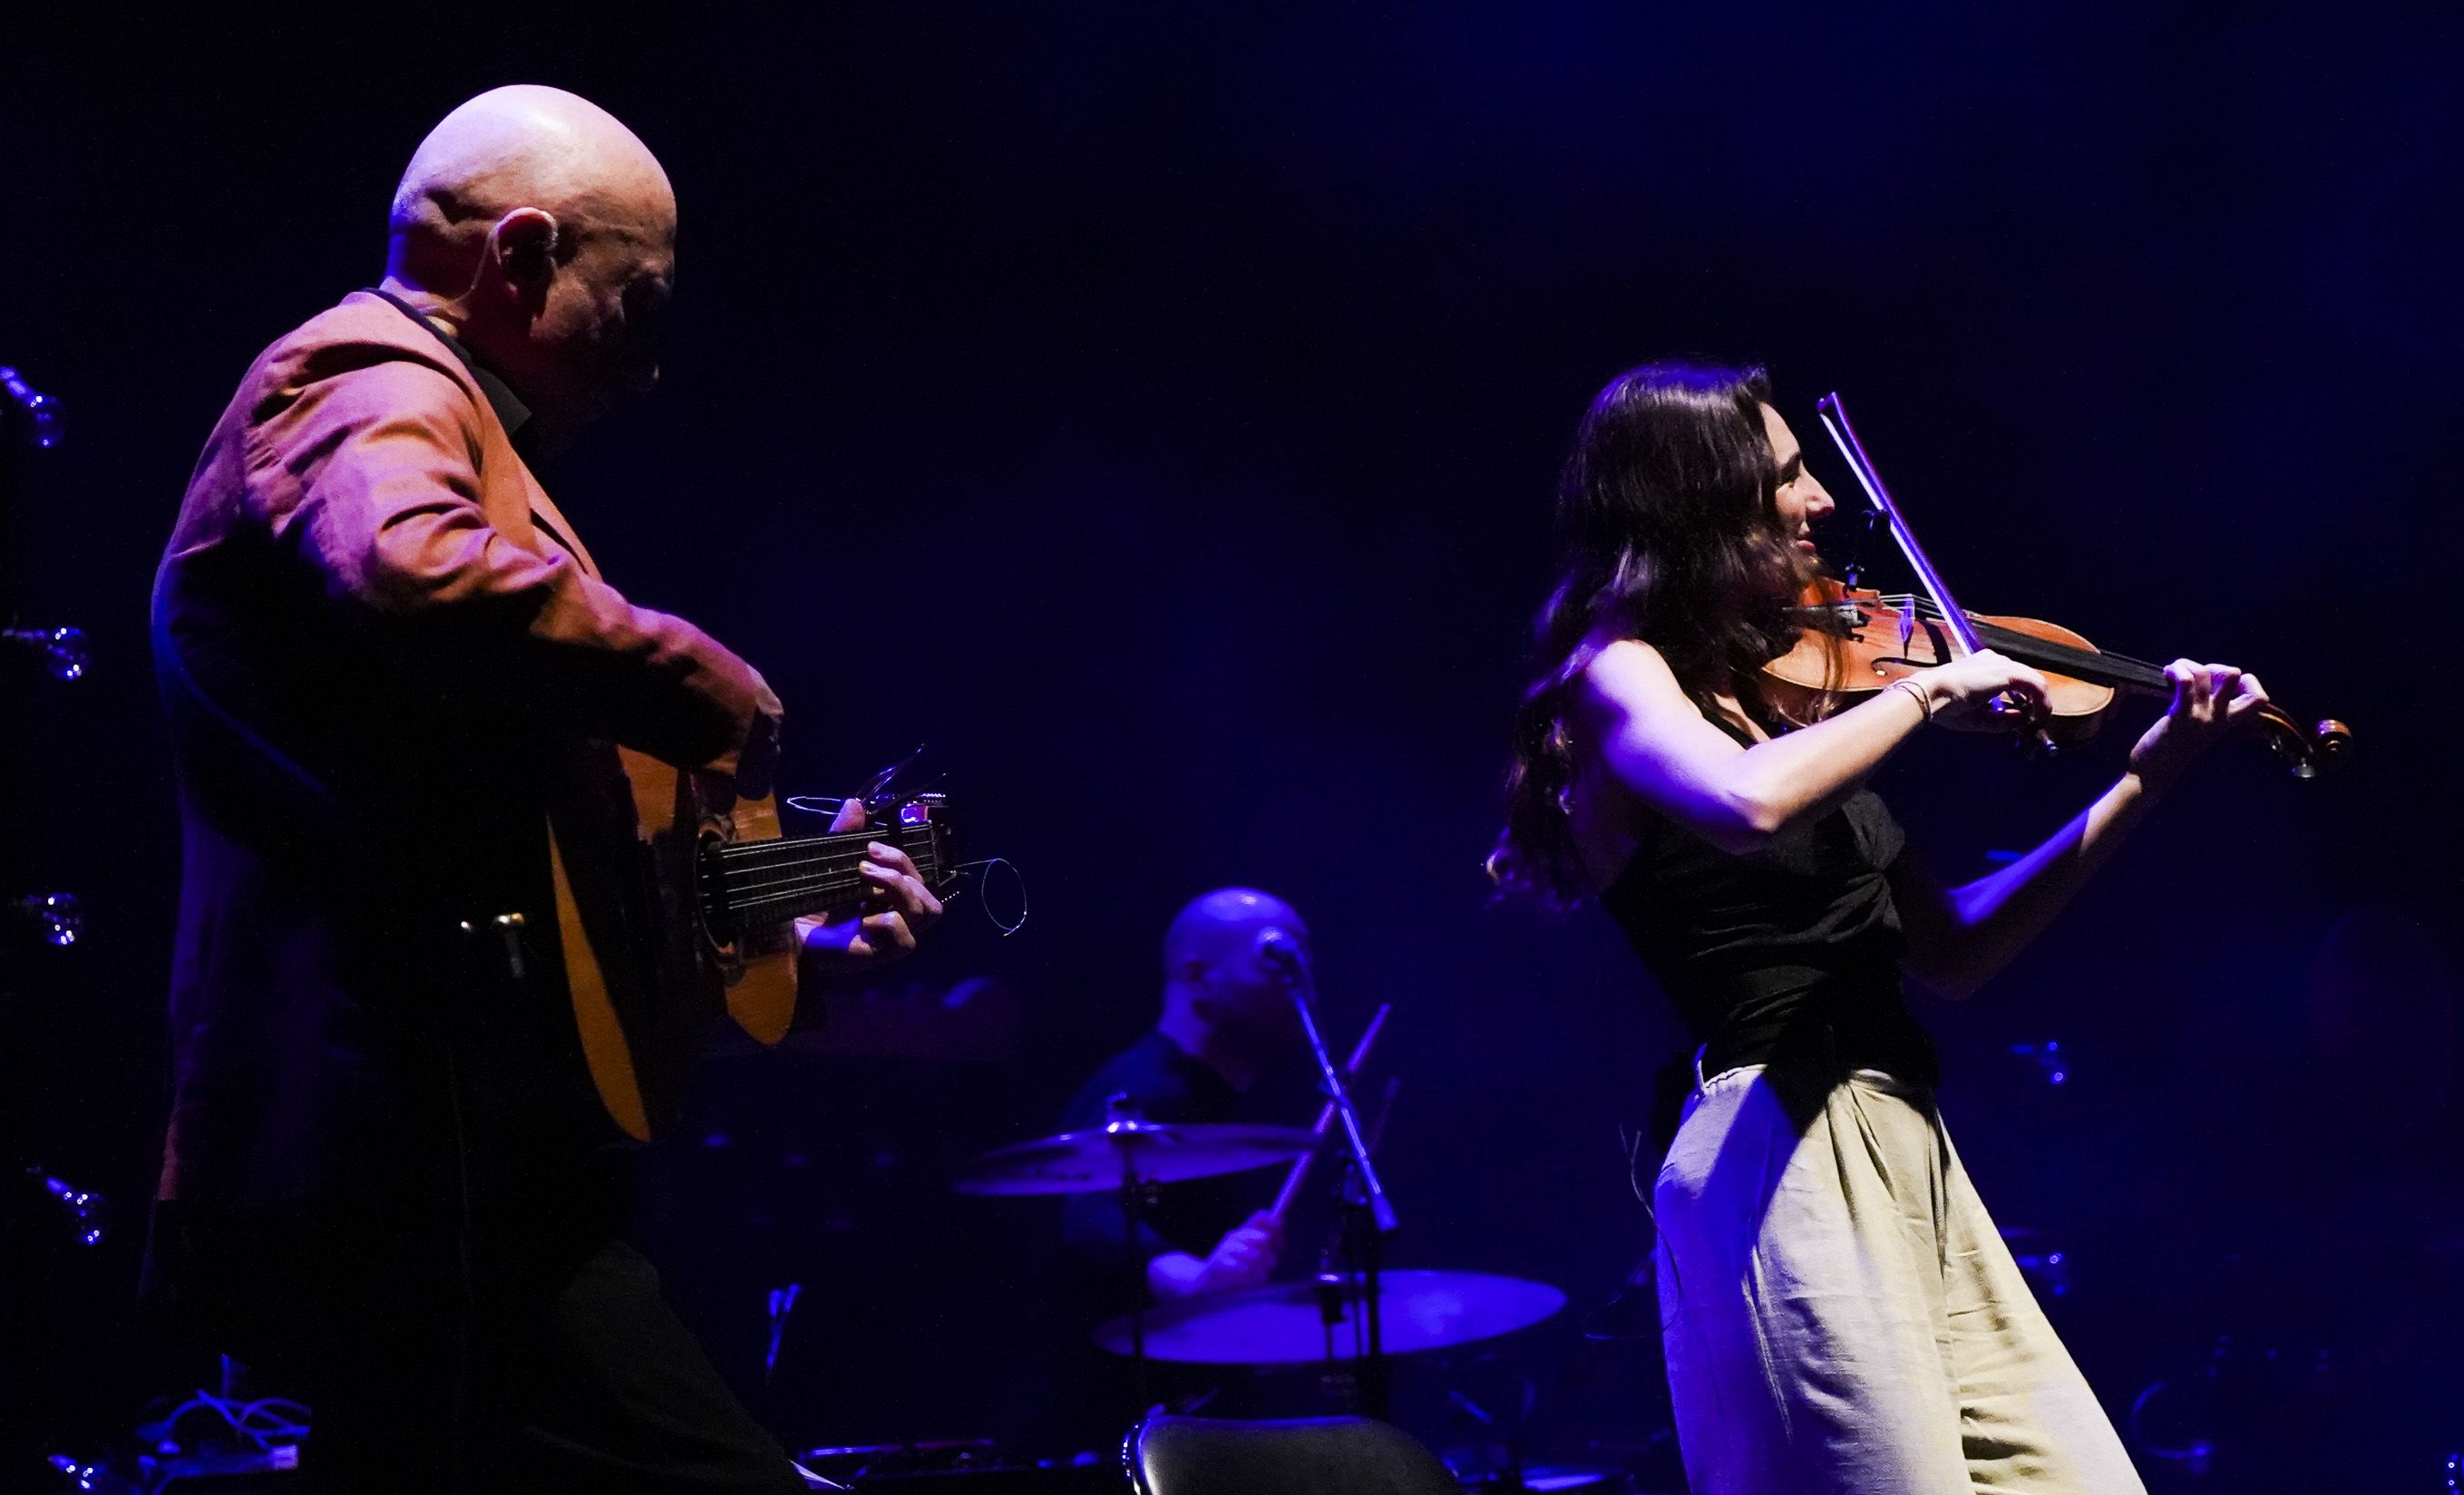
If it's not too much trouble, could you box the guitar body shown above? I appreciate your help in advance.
[550,748,795,1142]
[548,747,953,1141]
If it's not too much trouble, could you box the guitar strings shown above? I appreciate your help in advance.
[719,830,907,868]
[724,851,910,889]
[718,837,932,885]
[722,851,953,908]
[719,837,931,881]
[726,859,942,907]
[711,799,970,921]
[721,849,940,898]
[726,858,1024,937]
[727,877,932,922]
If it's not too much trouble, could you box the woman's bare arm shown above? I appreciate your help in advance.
[1576,638,2050,855]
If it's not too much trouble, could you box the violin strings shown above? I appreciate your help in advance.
[1857,594,2171,683]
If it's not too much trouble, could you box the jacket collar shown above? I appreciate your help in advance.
[367,288,533,448]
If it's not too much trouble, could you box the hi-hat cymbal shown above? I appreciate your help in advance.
[1093,1270,1566,1364]
[951,1121,1316,1196]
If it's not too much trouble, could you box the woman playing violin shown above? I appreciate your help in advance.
[1489,361,2267,1493]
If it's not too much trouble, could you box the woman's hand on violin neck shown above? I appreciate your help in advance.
[1909,650,2052,733]
[2127,660,2271,793]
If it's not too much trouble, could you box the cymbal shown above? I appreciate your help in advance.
[1093,1269,1566,1364]
[951,1121,1316,1196]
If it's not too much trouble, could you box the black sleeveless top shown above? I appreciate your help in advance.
[1599,709,1938,1088]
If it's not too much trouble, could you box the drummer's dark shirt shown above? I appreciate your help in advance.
[1054,1028,1296,1306]
[1008,1029,1311,1452]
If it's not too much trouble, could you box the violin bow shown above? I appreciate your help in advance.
[1815,392,2055,752]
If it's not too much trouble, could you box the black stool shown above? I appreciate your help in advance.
[1124,1415,1459,1495]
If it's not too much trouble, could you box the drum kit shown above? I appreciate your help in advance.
[950,982,1565,1422]
[953,1114,1563,1404]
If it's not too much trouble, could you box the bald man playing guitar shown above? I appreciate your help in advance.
[148,87,937,1492]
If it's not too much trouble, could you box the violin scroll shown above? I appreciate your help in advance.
[2254,706,2352,781]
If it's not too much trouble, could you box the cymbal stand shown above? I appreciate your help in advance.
[1104,1093,1156,1414]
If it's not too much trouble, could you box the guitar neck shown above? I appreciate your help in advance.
[704,820,943,931]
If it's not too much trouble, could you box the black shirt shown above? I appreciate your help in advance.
[1004,1029,1314,1451]
[1600,708,1939,1088]
[1054,1029,1280,1303]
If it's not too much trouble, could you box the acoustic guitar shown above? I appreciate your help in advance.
[544,746,955,1141]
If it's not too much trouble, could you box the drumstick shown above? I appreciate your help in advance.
[1265,1003,1390,1228]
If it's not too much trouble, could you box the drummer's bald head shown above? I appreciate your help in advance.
[379,86,678,445]
[1159,888,1306,1084]
[1163,888,1307,988]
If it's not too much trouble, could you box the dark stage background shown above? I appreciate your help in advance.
[5,5,2460,1490]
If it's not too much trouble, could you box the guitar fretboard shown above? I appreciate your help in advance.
[703,820,945,931]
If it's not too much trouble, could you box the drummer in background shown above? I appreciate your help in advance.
[1057,888,1311,1307]
[1012,888,1317,1451]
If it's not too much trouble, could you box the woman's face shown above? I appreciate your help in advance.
[1760,402,1836,564]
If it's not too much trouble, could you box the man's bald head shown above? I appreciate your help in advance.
[388,86,671,274]
[1163,888,1307,984]
[1157,888,1308,1082]
[379,86,679,447]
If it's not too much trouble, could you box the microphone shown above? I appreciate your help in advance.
[1255,926,1305,973]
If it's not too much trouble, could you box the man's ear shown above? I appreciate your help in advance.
[490,208,561,296]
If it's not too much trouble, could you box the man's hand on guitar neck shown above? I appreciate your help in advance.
[794,796,946,976]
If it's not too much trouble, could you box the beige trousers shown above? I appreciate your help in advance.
[1652,1063,2147,1495]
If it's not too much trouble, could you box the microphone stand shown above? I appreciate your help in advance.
[1270,941,1398,1418]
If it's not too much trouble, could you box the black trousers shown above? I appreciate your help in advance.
[151,1157,805,1494]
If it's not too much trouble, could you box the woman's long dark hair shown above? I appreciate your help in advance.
[1487,360,1819,908]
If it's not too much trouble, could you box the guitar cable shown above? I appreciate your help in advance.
[952,858,1029,937]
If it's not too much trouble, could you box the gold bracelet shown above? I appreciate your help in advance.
[1888,677,1933,723]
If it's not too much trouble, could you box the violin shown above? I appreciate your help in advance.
[1758,393,2352,779]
